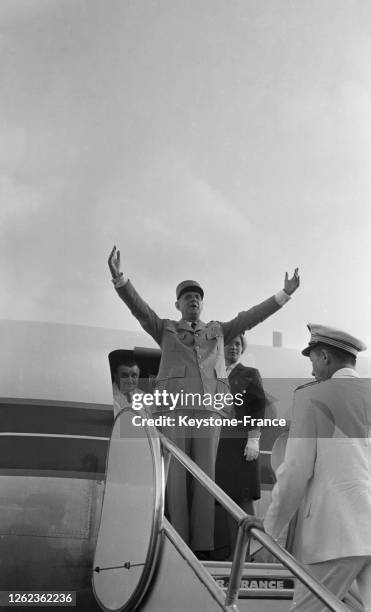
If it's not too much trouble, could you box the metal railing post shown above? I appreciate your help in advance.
[225,518,250,606]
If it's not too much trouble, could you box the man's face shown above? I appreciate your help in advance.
[225,336,243,365]
[116,364,140,393]
[176,291,203,321]
[309,348,330,381]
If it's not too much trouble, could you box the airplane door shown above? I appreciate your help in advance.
[92,409,164,611]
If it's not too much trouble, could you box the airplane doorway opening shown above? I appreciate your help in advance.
[108,347,161,397]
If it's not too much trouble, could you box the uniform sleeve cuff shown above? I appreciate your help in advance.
[112,275,128,289]
[248,429,261,441]
[275,290,291,306]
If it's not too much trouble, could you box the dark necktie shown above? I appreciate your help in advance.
[191,322,197,330]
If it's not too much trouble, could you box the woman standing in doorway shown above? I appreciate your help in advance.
[215,334,265,559]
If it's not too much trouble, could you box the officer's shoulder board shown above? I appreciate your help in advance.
[294,380,320,393]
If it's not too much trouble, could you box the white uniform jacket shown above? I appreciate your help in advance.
[264,369,371,564]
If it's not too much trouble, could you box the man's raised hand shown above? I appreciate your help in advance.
[284,268,300,295]
[108,246,122,280]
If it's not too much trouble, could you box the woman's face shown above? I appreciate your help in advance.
[224,335,243,365]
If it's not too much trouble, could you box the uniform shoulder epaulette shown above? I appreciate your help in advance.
[294,380,320,392]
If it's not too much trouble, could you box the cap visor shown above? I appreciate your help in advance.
[177,286,204,300]
[301,345,314,357]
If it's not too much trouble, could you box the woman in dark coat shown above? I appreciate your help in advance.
[215,333,265,558]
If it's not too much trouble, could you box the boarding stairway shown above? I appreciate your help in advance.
[204,561,363,612]
[205,561,294,610]
[92,409,362,611]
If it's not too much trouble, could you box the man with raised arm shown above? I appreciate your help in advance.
[108,246,300,558]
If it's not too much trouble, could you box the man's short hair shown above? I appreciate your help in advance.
[312,343,356,367]
[109,350,140,382]
[117,359,140,371]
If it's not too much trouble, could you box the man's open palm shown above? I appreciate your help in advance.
[284,268,300,295]
[108,246,121,278]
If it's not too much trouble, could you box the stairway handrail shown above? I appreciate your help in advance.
[160,433,348,612]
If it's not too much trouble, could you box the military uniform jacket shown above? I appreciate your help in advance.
[116,280,281,411]
[264,374,371,564]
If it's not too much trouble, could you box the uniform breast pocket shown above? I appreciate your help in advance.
[167,366,186,379]
[155,366,186,396]
[175,331,191,348]
[156,365,186,389]
[163,327,187,350]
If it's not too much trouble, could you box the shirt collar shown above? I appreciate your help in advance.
[332,367,360,379]
[180,319,204,330]
[226,361,240,375]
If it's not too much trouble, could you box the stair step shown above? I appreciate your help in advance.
[203,561,294,600]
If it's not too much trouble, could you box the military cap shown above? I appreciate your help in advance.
[176,280,204,300]
[301,323,367,357]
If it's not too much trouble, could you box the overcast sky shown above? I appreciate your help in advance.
[1,0,370,352]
